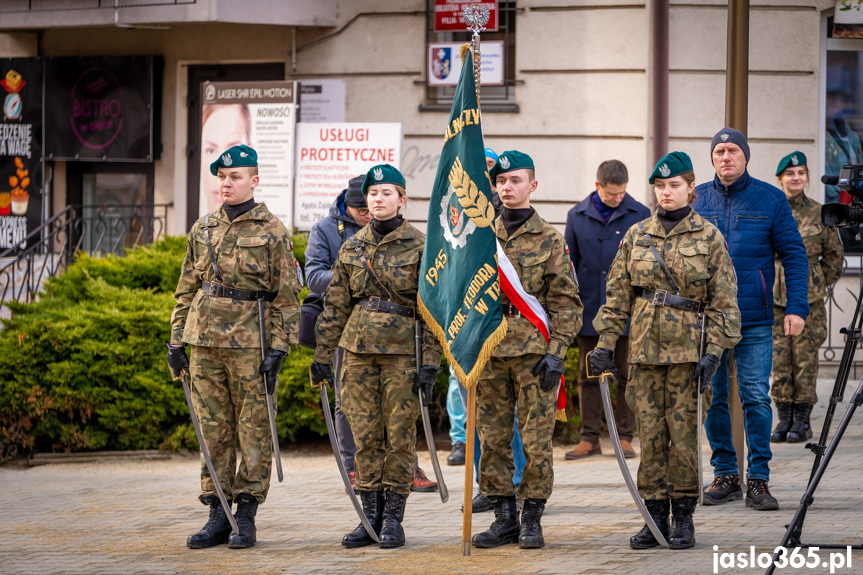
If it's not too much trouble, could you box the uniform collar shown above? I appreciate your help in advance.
[496,208,544,240]
[642,209,704,238]
[209,202,270,224]
[354,217,413,245]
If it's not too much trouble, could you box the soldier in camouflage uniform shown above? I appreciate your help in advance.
[310,164,442,550]
[167,145,302,550]
[593,152,741,550]
[471,151,582,551]
[771,152,843,443]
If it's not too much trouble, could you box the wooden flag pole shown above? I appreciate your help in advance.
[462,384,477,556]
[460,4,489,558]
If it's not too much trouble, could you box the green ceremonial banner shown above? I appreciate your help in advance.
[418,46,506,389]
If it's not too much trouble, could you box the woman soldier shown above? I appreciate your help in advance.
[591,151,741,550]
[310,164,442,549]
[770,152,843,443]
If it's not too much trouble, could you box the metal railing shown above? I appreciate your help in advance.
[0,203,169,308]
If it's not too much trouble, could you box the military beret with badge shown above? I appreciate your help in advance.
[362,164,406,196]
[649,151,694,184]
[775,151,807,176]
[210,144,258,175]
[489,150,535,181]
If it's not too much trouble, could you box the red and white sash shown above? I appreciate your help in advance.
[496,240,567,418]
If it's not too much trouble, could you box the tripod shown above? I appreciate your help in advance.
[765,286,863,575]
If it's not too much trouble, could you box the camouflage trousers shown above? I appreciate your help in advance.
[772,301,827,406]
[626,363,711,500]
[189,345,272,505]
[476,354,556,500]
[340,351,418,496]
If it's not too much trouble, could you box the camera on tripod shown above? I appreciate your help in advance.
[821,164,863,227]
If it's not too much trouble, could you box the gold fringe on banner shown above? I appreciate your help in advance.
[556,409,567,422]
[418,291,507,389]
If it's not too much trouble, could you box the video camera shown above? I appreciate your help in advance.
[821,164,863,227]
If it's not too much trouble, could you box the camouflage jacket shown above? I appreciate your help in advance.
[594,210,741,364]
[774,193,843,307]
[170,203,302,352]
[494,211,583,359]
[314,219,443,366]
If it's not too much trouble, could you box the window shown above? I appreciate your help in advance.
[422,0,517,111]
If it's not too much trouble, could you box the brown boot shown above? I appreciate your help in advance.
[565,440,601,460]
[619,439,636,459]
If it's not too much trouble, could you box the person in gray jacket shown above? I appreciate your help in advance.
[305,175,371,488]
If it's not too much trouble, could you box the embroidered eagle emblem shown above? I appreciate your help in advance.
[222,153,232,166]
[791,154,799,166]
[499,156,510,169]
[373,168,383,181]
[659,163,671,178]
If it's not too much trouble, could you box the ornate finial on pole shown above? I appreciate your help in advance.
[463,3,490,105]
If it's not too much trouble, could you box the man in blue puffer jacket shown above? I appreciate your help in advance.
[693,128,809,511]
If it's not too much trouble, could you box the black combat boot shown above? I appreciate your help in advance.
[471,496,520,548]
[227,493,258,549]
[187,495,232,549]
[668,497,697,549]
[343,491,384,548]
[378,491,408,548]
[771,402,794,442]
[787,403,813,443]
[518,498,547,549]
[630,499,670,549]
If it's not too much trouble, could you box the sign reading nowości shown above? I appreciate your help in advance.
[294,122,402,230]
[199,81,296,225]
[418,47,505,388]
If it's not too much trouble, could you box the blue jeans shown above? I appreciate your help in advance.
[704,324,774,482]
[458,381,526,489]
[447,368,467,444]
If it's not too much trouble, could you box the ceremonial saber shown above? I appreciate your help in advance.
[313,368,379,542]
[176,369,239,535]
[590,350,668,548]
[416,320,448,503]
[462,383,477,556]
[697,312,707,506]
[257,298,283,483]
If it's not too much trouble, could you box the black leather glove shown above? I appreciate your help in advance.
[259,348,288,394]
[310,361,334,388]
[532,354,565,392]
[692,353,720,393]
[413,365,441,407]
[587,348,620,379]
[166,344,189,379]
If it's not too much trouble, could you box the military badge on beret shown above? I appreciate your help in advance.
[499,156,510,170]
[362,164,406,195]
[649,151,693,184]
[210,144,258,175]
[775,151,807,176]
[659,164,671,178]
[222,153,232,166]
[488,150,535,181]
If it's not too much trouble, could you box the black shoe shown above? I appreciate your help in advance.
[745,479,779,511]
[771,402,794,442]
[518,499,546,549]
[227,493,258,549]
[378,491,408,548]
[787,403,813,443]
[668,497,697,550]
[630,499,670,549]
[471,496,520,548]
[343,491,383,548]
[447,442,466,466]
[187,495,232,549]
[703,475,742,505]
[472,493,494,513]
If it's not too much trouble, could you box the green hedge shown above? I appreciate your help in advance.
[0,233,584,462]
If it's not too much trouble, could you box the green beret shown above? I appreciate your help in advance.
[362,164,406,195]
[649,151,694,184]
[489,150,535,181]
[775,151,807,176]
[210,145,258,176]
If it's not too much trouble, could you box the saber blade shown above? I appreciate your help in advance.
[599,372,669,548]
[181,372,239,534]
[257,298,283,483]
[415,320,448,503]
[317,377,379,542]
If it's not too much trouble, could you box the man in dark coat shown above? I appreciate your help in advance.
[563,159,651,461]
